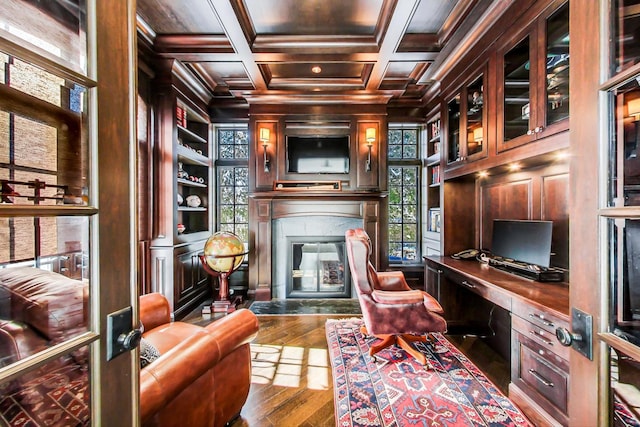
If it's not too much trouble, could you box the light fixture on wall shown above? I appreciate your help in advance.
[365,127,376,172]
[260,127,270,172]
[628,98,640,121]
[473,127,483,145]
[628,98,640,158]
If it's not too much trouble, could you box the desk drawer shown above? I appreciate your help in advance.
[515,332,569,414]
[512,298,569,335]
[512,314,569,361]
[441,267,511,311]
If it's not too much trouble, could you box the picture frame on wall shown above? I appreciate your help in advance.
[429,208,441,233]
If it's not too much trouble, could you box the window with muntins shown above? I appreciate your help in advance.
[388,127,421,263]
[216,127,249,249]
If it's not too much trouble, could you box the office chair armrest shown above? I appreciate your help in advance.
[371,289,424,305]
[376,271,412,291]
[422,292,445,315]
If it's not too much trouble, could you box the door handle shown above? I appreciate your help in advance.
[555,307,593,360]
[107,306,143,361]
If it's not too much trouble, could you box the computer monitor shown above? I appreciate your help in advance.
[491,219,553,267]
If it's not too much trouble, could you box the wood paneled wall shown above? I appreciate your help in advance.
[478,162,569,269]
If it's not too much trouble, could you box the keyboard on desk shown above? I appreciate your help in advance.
[486,256,564,282]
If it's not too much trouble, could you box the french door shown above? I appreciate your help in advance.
[0,0,138,425]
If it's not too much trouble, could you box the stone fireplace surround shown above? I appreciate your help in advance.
[248,194,385,301]
[272,215,361,299]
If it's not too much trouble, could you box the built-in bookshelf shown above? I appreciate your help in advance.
[424,114,442,256]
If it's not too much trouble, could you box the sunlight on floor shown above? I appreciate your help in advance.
[250,343,329,390]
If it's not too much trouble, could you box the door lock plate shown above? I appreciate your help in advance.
[571,307,593,360]
[107,306,137,361]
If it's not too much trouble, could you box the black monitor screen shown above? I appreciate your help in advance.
[287,136,350,174]
[491,219,553,267]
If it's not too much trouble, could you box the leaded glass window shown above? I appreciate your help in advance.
[216,128,248,250]
[388,127,421,263]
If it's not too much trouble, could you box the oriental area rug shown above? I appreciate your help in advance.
[326,318,531,427]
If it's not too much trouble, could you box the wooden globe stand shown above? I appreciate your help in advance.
[199,251,248,313]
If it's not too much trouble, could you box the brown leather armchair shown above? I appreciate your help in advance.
[139,293,259,427]
[345,228,447,365]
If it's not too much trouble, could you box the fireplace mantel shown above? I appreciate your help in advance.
[248,192,387,300]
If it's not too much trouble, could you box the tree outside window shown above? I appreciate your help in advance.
[388,127,421,263]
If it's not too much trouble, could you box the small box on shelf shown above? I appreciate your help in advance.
[430,119,441,140]
[428,208,441,233]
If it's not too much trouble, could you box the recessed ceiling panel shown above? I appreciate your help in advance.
[268,63,366,79]
[406,0,458,33]
[384,61,420,78]
[137,0,224,34]
[195,62,249,80]
[244,0,383,35]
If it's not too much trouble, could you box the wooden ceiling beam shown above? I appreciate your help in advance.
[366,0,421,92]
[209,0,267,91]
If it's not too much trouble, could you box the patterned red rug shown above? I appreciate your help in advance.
[326,318,532,427]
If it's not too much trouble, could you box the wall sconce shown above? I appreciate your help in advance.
[628,98,640,121]
[260,127,270,172]
[473,127,483,145]
[365,127,376,172]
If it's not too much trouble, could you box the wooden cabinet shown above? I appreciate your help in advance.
[150,243,210,320]
[446,70,489,166]
[496,0,569,152]
[150,60,213,317]
[424,256,570,425]
[510,300,570,426]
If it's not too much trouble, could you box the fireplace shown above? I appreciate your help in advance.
[249,197,383,301]
[287,236,349,298]
[272,214,362,299]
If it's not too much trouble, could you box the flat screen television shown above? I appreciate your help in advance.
[286,135,350,174]
[491,219,553,267]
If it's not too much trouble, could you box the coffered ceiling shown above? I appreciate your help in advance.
[136,0,501,107]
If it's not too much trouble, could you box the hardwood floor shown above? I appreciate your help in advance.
[231,315,345,427]
[218,313,510,427]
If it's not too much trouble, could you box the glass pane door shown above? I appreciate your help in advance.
[503,36,531,141]
[0,1,96,424]
[466,75,484,157]
[612,0,640,76]
[545,2,570,126]
[447,95,461,163]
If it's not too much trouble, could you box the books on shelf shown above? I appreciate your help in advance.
[431,165,440,185]
[176,106,187,127]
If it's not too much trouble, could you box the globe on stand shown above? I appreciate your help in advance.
[199,231,248,313]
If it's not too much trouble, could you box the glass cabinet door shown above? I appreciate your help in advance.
[544,2,570,128]
[465,75,484,157]
[502,36,532,143]
[447,95,461,164]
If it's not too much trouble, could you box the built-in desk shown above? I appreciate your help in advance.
[424,256,570,427]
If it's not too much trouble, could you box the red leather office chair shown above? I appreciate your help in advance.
[345,228,447,365]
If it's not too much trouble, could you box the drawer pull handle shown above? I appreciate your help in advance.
[528,369,554,387]
[461,280,475,289]
[529,330,553,346]
[529,313,554,327]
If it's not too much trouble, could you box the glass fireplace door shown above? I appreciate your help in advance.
[288,237,350,298]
